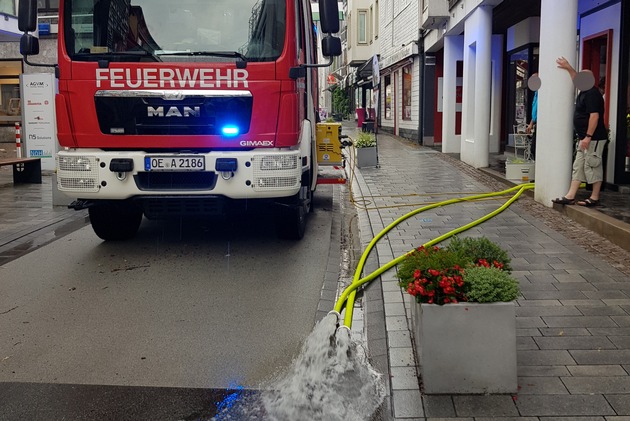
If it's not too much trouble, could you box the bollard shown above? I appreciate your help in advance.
[15,122,21,158]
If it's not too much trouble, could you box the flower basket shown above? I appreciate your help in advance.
[355,147,377,168]
[354,131,377,168]
[410,299,517,394]
[398,237,519,394]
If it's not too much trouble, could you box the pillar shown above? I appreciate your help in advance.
[534,0,578,206]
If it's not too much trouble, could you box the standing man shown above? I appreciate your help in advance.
[552,57,607,207]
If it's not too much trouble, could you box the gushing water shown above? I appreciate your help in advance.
[212,313,385,420]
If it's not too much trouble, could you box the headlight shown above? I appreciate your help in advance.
[259,155,298,171]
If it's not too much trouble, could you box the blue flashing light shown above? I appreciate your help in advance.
[221,125,240,137]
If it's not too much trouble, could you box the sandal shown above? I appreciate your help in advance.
[552,197,575,205]
[577,198,600,207]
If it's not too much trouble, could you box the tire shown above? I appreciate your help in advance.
[275,202,307,240]
[89,202,143,241]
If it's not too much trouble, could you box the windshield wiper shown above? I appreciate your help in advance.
[74,50,162,62]
[157,51,247,68]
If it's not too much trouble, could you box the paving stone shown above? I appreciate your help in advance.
[534,336,616,350]
[390,366,419,390]
[387,330,413,348]
[516,306,582,317]
[606,395,630,415]
[392,389,424,418]
[517,299,562,306]
[612,316,630,326]
[422,395,455,418]
[578,306,629,316]
[518,365,571,377]
[571,350,630,365]
[609,336,630,349]
[589,327,630,336]
[522,290,589,300]
[518,350,576,365]
[542,316,618,328]
[516,395,615,416]
[517,328,542,337]
[538,417,608,421]
[517,317,547,328]
[562,376,630,394]
[517,336,539,350]
[452,395,519,417]
[517,376,569,394]
[389,347,415,367]
[567,365,628,376]
[539,327,591,336]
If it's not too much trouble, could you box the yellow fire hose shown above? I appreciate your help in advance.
[333,183,535,328]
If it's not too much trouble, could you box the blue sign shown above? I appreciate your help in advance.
[38,22,50,36]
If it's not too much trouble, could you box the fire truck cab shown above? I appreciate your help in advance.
[18,0,341,240]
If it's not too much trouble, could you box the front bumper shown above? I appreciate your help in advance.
[56,149,303,200]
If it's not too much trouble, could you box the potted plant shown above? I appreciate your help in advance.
[398,236,520,394]
[353,130,377,168]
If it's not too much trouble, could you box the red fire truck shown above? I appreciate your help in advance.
[18,0,341,240]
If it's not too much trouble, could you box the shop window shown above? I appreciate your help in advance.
[0,1,15,15]
[384,75,392,120]
[0,60,24,126]
[37,0,59,13]
[402,65,412,120]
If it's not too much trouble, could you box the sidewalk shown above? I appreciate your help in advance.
[0,156,88,266]
[342,121,630,420]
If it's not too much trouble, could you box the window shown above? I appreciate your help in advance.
[37,0,59,13]
[369,6,373,44]
[402,65,412,120]
[0,60,24,126]
[357,10,367,44]
[374,0,379,39]
[0,0,15,16]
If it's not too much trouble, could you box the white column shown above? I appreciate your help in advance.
[461,6,492,168]
[442,35,463,154]
[534,0,578,206]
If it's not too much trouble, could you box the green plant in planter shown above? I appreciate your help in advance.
[463,266,520,302]
[397,236,518,304]
[354,131,376,148]
[446,236,512,272]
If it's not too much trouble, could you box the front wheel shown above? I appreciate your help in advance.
[89,202,143,241]
[275,202,307,240]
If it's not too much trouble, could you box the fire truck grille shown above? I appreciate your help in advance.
[141,197,226,218]
[134,172,217,191]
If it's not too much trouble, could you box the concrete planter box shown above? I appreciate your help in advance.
[506,161,535,182]
[355,147,377,168]
[410,298,517,394]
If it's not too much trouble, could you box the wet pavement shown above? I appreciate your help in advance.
[342,121,630,420]
[2,132,630,420]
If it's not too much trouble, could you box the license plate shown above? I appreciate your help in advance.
[144,155,205,171]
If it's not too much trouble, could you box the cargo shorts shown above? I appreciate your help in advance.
[572,140,604,184]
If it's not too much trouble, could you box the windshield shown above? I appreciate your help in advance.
[65,0,286,62]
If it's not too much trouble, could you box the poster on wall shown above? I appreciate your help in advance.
[20,73,58,171]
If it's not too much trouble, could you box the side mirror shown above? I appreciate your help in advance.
[319,0,340,34]
[321,35,342,57]
[20,34,40,56]
[18,0,38,33]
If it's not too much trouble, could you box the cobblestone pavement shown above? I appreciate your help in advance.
[341,123,630,420]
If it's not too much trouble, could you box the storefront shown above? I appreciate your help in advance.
[378,43,418,139]
[616,0,630,184]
